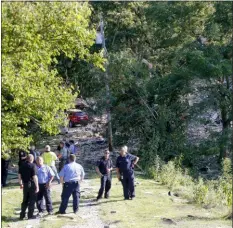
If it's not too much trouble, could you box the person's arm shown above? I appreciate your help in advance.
[133,156,139,166]
[60,176,64,185]
[80,167,85,182]
[18,174,24,189]
[59,167,65,184]
[116,158,121,180]
[95,166,103,177]
[46,167,54,189]
[32,175,39,193]
[53,152,59,161]
[116,168,121,181]
[109,160,113,171]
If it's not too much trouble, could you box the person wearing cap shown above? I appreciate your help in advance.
[116,146,139,200]
[36,156,55,216]
[18,150,27,168]
[18,154,39,220]
[95,149,113,200]
[42,145,60,184]
[56,154,85,214]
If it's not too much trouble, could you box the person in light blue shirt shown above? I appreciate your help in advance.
[56,154,85,214]
[36,156,55,215]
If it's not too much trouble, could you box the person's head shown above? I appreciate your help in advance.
[27,154,34,163]
[30,145,35,151]
[120,146,128,156]
[69,154,76,163]
[69,140,74,145]
[36,156,44,167]
[45,145,50,152]
[104,149,110,159]
[60,142,65,148]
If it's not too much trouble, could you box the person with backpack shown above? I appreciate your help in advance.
[96,149,113,200]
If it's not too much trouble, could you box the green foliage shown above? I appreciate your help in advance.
[156,156,232,208]
[193,178,209,205]
[2,2,104,153]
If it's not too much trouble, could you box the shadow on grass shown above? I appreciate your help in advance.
[177,215,226,221]
[52,198,124,207]
[1,215,21,223]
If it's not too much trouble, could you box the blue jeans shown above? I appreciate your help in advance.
[59,182,80,213]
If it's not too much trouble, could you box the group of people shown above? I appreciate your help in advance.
[17,143,139,220]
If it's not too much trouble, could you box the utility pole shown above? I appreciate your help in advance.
[100,15,113,151]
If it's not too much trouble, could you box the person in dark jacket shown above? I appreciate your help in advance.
[18,154,39,220]
[96,150,113,200]
[116,146,139,200]
[18,150,27,168]
[1,153,10,187]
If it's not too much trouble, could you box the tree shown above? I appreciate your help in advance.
[2,2,104,153]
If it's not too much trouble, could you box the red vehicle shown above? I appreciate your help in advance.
[67,109,88,127]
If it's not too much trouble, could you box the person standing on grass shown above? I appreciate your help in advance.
[1,153,11,187]
[42,145,60,184]
[57,141,70,171]
[18,154,39,220]
[18,149,27,168]
[96,149,113,201]
[56,154,85,215]
[36,156,55,216]
[116,146,139,200]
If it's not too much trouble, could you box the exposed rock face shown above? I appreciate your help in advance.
[36,114,119,169]
[186,79,222,145]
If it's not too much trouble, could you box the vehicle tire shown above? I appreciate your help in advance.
[82,122,88,126]
[69,121,74,128]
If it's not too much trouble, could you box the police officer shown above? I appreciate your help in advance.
[18,150,27,168]
[56,154,85,214]
[96,149,113,200]
[116,146,139,200]
[18,154,39,220]
[36,156,55,216]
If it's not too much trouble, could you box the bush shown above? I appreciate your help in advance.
[153,156,232,210]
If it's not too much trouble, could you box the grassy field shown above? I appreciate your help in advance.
[1,174,231,228]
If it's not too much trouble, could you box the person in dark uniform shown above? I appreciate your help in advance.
[116,146,139,200]
[18,154,39,220]
[96,149,113,200]
[36,156,55,216]
[56,154,85,214]
[1,153,11,187]
[18,150,27,168]
[29,145,38,164]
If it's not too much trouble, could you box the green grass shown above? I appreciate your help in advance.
[95,175,232,228]
[1,175,231,228]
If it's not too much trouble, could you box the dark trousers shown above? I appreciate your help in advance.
[59,182,80,213]
[59,158,68,172]
[97,175,112,199]
[2,169,8,187]
[20,182,37,218]
[122,172,135,199]
[36,184,53,213]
